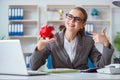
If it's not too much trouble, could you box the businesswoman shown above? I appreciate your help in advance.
[30,7,114,70]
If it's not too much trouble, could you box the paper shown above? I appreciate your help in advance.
[39,68,80,73]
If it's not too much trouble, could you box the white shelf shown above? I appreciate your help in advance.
[46,4,75,33]
[87,20,110,23]
[82,4,112,52]
[9,19,38,23]
[9,4,38,7]
[8,4,40,54]
[9,35,38,38]
[82,4,111,8]
[47,4,75,11]
[47,20,65,23]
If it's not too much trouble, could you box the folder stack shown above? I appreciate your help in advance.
[8,24,24,36]
[8,8,24,20]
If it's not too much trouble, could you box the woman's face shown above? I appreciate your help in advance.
[65,9,86,32]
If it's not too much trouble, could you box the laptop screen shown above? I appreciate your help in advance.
[0,40,28,75]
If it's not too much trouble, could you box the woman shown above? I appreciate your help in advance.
[30,7,114,70]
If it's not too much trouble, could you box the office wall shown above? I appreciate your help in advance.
[0,0,119,39]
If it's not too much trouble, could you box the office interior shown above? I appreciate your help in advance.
[0,0,120,78]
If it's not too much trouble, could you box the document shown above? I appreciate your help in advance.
[39,68,80,73]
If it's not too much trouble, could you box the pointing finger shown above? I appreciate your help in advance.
[101,27,106,35]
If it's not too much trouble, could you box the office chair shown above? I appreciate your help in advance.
[47,55,53,69]
[47,55,95,69]
[47,31,95,69]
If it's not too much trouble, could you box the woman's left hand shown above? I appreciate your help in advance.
[90,28,110,48]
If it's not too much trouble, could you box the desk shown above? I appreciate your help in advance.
[0,73,120,80]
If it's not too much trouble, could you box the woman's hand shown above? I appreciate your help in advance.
[90,28,110,48]
[36,36,56,51]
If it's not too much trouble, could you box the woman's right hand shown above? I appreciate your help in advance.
[36,36,56,51]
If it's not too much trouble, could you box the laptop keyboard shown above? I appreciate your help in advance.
[27,70,48,75]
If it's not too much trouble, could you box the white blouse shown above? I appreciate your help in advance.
[64,36,77,62]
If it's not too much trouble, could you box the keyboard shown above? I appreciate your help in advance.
[27,70,48,75]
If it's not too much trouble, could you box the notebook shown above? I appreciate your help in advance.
[0,40,48,76]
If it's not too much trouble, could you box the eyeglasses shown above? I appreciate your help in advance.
[66,13,84,23]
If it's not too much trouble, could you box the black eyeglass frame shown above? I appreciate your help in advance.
[66,13,85,23]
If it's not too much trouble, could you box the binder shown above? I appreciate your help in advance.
[17,8,21,19]
[8,8,12,20]
[90,23,94,32]
[20,8,24,20]
[85,24,93,37]
[8,24,12,36]
[20,24,24,35]
[11,24,14,36]
[14,8,18,20]
[14,24,17,35]
[26,55,30,68]
[11,8,15,20]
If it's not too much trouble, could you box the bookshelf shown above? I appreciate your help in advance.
[8,4,40,54]
[46,4,75,33]
[82,4,112,52]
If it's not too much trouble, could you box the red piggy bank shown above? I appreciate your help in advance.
[39,25,54,39]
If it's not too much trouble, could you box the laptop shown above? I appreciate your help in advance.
[0,40,48,76]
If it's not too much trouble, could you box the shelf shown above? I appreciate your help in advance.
[47,20,65,23]
[82,4,112,53]
[8,4,39,54]
[9,35,38,38]
[9,19,38,23]
[47,4,75,11]
[46,4,75,33]
[9,4,39,8]
[82,4,111,8]
[24,52,33,54]
[87,20,110,23]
